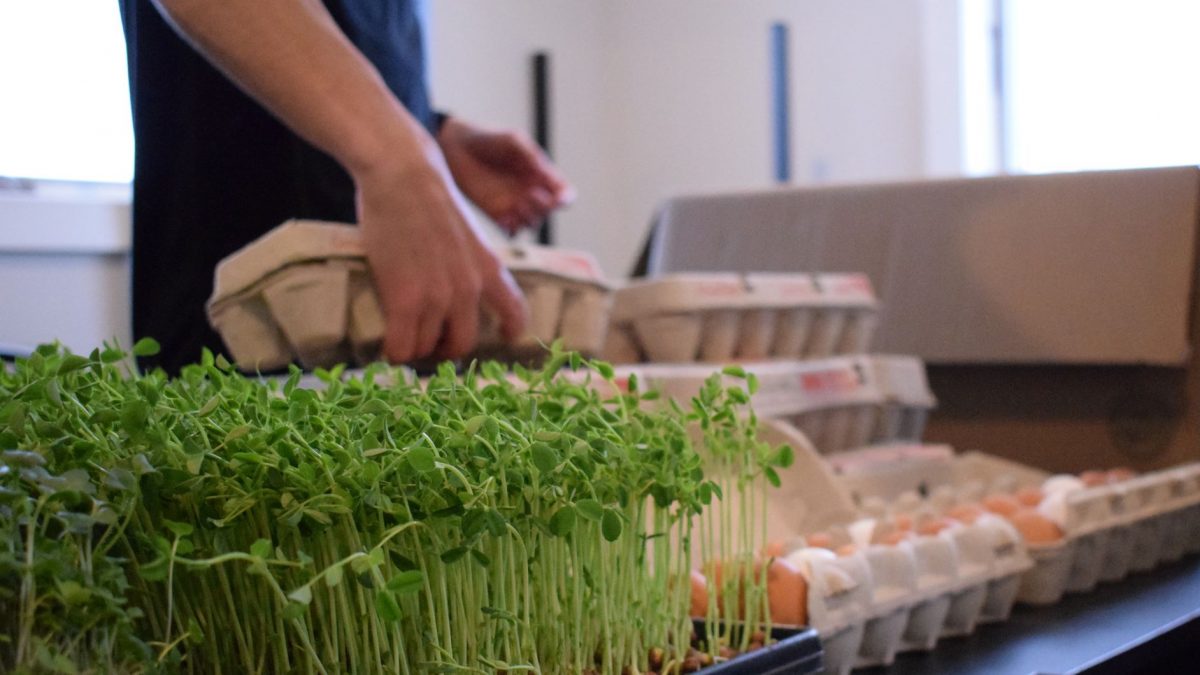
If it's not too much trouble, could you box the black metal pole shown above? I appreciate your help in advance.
[532,51,553,245]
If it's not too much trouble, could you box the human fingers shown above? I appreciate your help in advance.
[412,284,452,359]
[438,285,481,360]
[479,260,528,342]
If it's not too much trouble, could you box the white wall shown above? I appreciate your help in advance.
[426,0,962,278]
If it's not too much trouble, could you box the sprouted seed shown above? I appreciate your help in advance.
[0,341,790,674]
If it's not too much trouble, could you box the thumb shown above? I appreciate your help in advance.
[481,266,528,342]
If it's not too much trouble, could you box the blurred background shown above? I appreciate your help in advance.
[2,0,1199,353]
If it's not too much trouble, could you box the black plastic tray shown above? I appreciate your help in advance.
[693,620,824,674]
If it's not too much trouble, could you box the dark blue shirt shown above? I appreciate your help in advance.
[120,0,438,371]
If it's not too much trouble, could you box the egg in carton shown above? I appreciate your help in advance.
[785,545,870,675]
[207,220,613,371]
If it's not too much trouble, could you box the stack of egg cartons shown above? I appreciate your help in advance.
[206,220,614,371]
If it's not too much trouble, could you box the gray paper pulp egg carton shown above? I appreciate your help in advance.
[206,220,613,371]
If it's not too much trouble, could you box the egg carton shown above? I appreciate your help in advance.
[603,272,878,364]
[614,355,936,456]
[206,220,613,370]
[751,422,1006,671]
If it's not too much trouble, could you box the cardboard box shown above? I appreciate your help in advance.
[642,166,1200,472]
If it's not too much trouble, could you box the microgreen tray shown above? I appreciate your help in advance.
[694,621,824,674]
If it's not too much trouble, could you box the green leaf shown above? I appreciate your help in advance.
[764,466,782,488]
[288,585,313,605]
[548,505,576,537]
[250,539,272,559]
[575,499,604,522]
[282,601,307,621]
[595,361,615,379]
[440,547,468,564]
[375,590,402,623]
[601,508,623,542]
[325,565,344,589]
[197,395,220,417]
[224,424,252,444]
[163,518,194,537]
[57,354,90,375]
[530,444,558,474]
[132,337,161,357]
[774,444,795,468]
[470,549,491,567]
[407,446,436,472]
[721,365,747,378]
[386,570,424,595]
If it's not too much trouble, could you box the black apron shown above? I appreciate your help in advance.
[120,0,438,372]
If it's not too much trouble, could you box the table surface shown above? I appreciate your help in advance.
[860,555,1200,675]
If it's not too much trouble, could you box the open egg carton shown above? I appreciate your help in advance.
[614,354,936,455]
[749,420,1031,675]
[205,220,613,371]
[829,444,1200,613]
[603,272,878,364]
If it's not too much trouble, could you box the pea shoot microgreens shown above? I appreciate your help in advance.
[0,341,792,674]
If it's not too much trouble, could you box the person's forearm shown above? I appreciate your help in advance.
[152,0,436,179]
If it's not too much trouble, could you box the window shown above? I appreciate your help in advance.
[0,1,134,184]
[1001,0,1200,174]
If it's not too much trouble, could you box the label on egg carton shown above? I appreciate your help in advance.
[496,244,611,288]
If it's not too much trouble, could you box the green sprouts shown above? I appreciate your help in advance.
[0,343,789,674]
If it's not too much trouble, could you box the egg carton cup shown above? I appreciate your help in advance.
[787,549,872,675]
[975,516,1032,623]
[851,542,921,669]
[1015,538,1077,606]
[207,220,614,370]
[605,272,878,364]
[895,533,958,653]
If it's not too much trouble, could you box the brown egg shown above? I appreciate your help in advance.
[916,517,955,536]
[765,558,808,626]
[835,543,859,557]
[761,540,786,558]
[1008,508,1064,543]
[982,493,1022,517]
[946,503,984,525]
[689,569,709,617]
[892,513,913,531]
[1107,467,1137,483]
[879,530,914,546]
[1080,470,1108,488]
[805,532,834,550]
[1014,486,1045,507]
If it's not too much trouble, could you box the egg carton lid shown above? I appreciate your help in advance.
[869,355,937,408]
[494,243,612,289]
[611,273,749,322]
[614,357,891,420]
[813,273,879,308]
[210,220,366,305]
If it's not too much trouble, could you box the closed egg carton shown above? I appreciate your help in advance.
[601,324,642,364]
[846,407,880,450]
[742,273,820,359]
[260,261,352,369]
[821,407,858,453]
[346,262,384,365]
[810,273,878,358]
[698,309,741,362]
[207,293,293,372]
[611,274,746,364]
[207,220,365,370]
[557,283,613,357]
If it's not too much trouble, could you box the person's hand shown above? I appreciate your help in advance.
[353,151,528,363]
[437,117,575,234]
